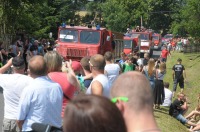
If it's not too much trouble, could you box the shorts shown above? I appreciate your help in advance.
[175,114,188,124]
[161,58,167,62]
[2,118,20,132]
[173,78,184,91]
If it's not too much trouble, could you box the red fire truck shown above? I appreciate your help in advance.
[56,25,124,61]
[123,33,141,54]
[152,33,162,49]
[132,30,154,56]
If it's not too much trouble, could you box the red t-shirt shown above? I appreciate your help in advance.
[171,41,176,47]
[161,49,169,58]
[48,72,77,117]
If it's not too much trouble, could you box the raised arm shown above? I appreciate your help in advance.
[0,58,12,74]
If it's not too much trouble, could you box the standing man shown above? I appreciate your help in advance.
[86,54,110,98]
[172,58,186,96]
[160,45,170,62]
[0,57,33,132]
[17,56,63,131]
[176,39,183,52]
[111,72,160,132]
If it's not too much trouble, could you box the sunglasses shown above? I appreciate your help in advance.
[111,97,129,103]
[89,61,98,67]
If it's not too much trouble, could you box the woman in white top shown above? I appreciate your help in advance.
[104,51,121,87]
[153,62,166,109]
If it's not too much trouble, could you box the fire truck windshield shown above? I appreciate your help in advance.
[152,36,159,40]
[59,29,78,42]
[80,31,100,44]
[140,34,149,40]
[124,40,132,48]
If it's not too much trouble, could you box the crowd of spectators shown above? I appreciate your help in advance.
[0,36,199,132]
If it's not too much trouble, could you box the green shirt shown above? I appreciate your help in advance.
[122,63,135,72]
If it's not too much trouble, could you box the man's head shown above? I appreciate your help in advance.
[177,92,185,101]
[120,52,126,60]
[89,54,105,72]
[80,57,91,72]
[144,53,149,59]
[28,55,47,78]
[12,56,25,73]
[177,58,182,64]
[104,51,113,62]
[111,72,153,113]
[127,54,133,64]
[164,82,169,89]
[163,45,167,50]
[34,40,39,46]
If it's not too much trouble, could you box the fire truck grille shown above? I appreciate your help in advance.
[66,48,88,57]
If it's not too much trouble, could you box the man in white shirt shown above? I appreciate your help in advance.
[162,82,173,107]
[86,54,110,98]
[17,56,63,131]
[0,57,33,132]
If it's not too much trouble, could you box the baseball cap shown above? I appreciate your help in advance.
[12,57,25,68]
[67,61,82,72]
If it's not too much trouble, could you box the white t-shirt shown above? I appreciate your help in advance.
[0,74,33,119]
[162,88,173,106]
[105,64,120,86]
[137,58,144,66]
[86,74,110,98]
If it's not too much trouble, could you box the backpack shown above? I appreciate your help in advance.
[169,104,174,116]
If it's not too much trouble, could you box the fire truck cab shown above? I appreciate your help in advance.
[132,30,153,57]
[56,25,124,61]
[123,33,140,54]
[152,33,162,50]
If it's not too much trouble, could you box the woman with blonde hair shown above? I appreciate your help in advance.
[153,62,166,109]
[44,51,80,118]
[142,58,156,91]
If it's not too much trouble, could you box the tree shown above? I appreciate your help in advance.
[101,0,149,32]
[0,0,88,39]
[181,0,200,38]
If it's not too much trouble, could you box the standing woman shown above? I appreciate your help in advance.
[153,62,166,109]
[104,51,121,87]
[142,58,156,91]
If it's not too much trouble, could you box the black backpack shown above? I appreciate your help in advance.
[169,104,174,116]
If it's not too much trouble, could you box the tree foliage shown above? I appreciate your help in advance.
[0,0,200,40]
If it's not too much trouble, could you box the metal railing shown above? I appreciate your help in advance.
[183,45,200,53]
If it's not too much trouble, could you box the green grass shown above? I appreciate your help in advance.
[155,51,200,132]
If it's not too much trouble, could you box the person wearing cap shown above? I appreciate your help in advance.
[70,60,87,91]
[172,58,186,96]
[0,57,33,132]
